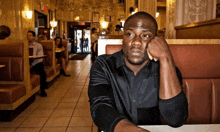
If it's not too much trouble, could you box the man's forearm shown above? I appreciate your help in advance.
[159,56,182,99]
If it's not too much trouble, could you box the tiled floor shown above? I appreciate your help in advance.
[0,54,98,132]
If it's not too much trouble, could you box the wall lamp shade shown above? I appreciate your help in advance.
[50,21,58,27]
[156,12,159,18]
[26,11,33,19]
[101,21,108,29]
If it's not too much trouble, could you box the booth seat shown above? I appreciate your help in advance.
[0,42,40,121]
[105,41,220,124]
[38,40,60,82]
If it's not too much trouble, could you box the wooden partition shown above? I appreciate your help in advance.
[175,18,220,39]
[97,34,123,56]
[101,39,220,55]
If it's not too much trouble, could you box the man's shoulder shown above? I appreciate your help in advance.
[96,51,121,61]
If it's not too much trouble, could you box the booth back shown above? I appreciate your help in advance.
[0,43,24,81]
[105,44,220,124]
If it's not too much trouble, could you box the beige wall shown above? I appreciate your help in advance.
[0,0,58,43]
[176,0,216,26]
[156,7,166,30]
[0,0,34,43]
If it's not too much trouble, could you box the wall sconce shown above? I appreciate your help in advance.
[101,21,108,29]
[74,16,80,21]
[156,12,159,18]
[50,21,57,28]
[26,11,33,19]
[130,7,138,15]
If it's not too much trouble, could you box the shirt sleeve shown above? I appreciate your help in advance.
[158,67,188,127]
[31,43,44,66]
[88,58,127,132]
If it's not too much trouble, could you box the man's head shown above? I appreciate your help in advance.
[115,25,121,31]
[91,28,97,34]
[122,12,158,65]
[27,31,36,43]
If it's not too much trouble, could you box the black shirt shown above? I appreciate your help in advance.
[88,50,188,132]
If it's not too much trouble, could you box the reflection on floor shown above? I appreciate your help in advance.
[0,54,98,132]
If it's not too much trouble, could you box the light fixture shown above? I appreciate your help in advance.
[156,12,159,18]
[74,16,80,21]
[131,8,138,15]
[101,21,108,29]
[50,21,57,27]
[26,11,33,19]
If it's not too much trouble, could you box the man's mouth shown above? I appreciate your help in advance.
[129,49,143,56]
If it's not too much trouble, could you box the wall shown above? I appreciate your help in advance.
[166,0,176,39]
[55,0,125,34]
[0,0,34,43]
[156,7,166,30]
[0,0,58,43]
[176,0,216,26]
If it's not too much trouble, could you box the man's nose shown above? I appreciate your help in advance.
[132,36,141,46]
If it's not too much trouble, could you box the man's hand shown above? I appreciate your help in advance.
[147,36,172,62]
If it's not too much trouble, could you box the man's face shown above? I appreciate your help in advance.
[27,32,35,42]
[122,18,156,65]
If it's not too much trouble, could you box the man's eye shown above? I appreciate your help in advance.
[142,34,150,38]
[126,33,134,37]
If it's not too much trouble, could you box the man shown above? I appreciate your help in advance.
[114,24,123,35]
[88,12,188,132]
[27,31,47,97]
[91,27,98,61]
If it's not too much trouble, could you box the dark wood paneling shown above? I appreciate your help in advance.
[175,18,220,39]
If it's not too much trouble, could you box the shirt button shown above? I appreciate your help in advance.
[133,100,136,102]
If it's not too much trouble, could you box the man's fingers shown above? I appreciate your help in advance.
[147,49,153,60]
[153,57,158,61]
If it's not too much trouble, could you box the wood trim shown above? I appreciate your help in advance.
[175,18,220,30]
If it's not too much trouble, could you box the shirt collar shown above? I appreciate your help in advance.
[30,41,36,46]
[113,50,125,68]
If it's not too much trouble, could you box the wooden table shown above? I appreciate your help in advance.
[55,48,64,53]
[139,124,220,132]
[29,55,47,59]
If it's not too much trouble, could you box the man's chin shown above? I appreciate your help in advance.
[128,57,146,65]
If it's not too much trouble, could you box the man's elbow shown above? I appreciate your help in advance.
[163,112,188,128]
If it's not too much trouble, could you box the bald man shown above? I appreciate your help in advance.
[88,12,188,132]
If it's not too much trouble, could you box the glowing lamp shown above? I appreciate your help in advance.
[156,12,159,18]
[50,21,57,28]
[26,11,33,19]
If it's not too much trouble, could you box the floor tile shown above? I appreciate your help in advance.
[92,126,99,132]
[76,101,90,109]
[14,127,41,132]
[51,109,74,116]
[44,117,71,127]
[40,126,67,132]
[0,117,27,127]
[20,117,48,127]
[30,108,54,117]
[0,127,16,132]
[38,102,59,109]
[66,126,92,132]
[73,109,91,117]
[69,117,93,126]
[56,102,77,109]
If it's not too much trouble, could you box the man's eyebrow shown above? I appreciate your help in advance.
[142,29,151,32]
